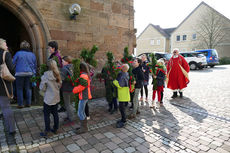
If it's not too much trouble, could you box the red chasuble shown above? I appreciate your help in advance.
[167,55,190,90]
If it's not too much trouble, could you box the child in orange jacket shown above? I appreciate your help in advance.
[72,62,92,134]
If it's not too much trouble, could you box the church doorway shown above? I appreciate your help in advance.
[0,5,31,56]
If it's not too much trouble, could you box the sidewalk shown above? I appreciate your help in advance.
[1,66,230,153]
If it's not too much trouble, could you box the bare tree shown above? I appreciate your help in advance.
[196,9,227,49]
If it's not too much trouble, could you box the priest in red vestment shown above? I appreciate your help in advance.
[167,48,190,98]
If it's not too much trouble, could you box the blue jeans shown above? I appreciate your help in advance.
[0,96,15,133]
[78,99,88,120]
[16,76,32,106]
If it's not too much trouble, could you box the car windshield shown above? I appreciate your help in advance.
[211,50,218,56]
[164,53,172,60]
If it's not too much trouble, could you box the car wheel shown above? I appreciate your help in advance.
[189,62,197,70]
[210,65,215,68]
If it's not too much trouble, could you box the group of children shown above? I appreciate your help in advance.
[40,41,167,135]
[111,56,167,128]
[39,41,92,137]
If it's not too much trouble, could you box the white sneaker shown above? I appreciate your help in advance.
[150,101,156,109]
[87,116,90,120]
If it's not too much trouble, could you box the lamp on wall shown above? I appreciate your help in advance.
[69,3,81,20]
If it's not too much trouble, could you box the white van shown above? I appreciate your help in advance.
[180,51,207,70]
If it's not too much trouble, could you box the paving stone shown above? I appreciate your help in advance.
[61,137,74,146]
[100,138,111,144]
[85,148,99,153]
[215,148,229,153]
[39,144,53,153]
[118,142,130,149]
[93,143,107,152]
[111,137,123,144]
[207,149,219,153]
[52,144,67,153]
[105,142,118,150]
[72,150,84,153]
[101,150,112,153]
[94,133,105,139]
[198,144,210,152]
[124,147,136,153]
[76,139,88,146]
[87,136,99,146]
[211,141,222,147]
[66,144,80,152]
[113,148,125,153]
[134,137,145,144]
[104,132,115,138]
[80,144,93,151]
[136,145,149,153]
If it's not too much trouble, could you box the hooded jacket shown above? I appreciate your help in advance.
[113,72,130,102]
[61,64,74,92]
[39,71,62,105]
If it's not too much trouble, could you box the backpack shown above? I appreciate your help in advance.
[0,51,15,99]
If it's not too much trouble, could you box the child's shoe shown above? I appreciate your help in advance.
[139,97,143,101]
[150,101,156,109]
[116,120,125,128]
[51,129,61,135]
[40,131,53,137]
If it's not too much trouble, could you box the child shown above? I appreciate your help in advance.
[39,60,62,137]
[129,58,144,119]
[73,62,92,134]
[113,64,130,128]
[60,56,75,125]
[151,59,166,108]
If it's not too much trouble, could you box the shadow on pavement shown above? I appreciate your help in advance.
[152,105,180,148]
[169,97,208,123]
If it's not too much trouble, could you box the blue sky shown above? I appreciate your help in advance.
[134,0,230,36]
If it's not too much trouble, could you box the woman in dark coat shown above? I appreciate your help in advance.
[0,38,16,135]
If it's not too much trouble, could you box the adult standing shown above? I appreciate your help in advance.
[129,58,144,119]
[167,48,190,98]
[140,54,150,102]
[47,41,64,112]
[0,38,16,135]
[48,41,63,68]
[13,40,37,108]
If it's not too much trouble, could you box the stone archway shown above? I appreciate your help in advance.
[0,0,50,64]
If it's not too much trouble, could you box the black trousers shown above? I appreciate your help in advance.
[43,103,59,132]
[109,97,118,110]
[85,103,89,117]
[119,102,127,123]
[140,85,148,98]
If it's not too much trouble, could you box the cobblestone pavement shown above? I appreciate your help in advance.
[1,65,230,153]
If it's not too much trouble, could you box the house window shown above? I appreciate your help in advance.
[157,40,160,45]
[192,34,197,40]
[176,35,180,41]
[183,35,187,41]
[150,39,154,45]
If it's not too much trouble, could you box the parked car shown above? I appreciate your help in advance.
[137,52,172,65]
[180,51,207,70]
[195,49,219,67]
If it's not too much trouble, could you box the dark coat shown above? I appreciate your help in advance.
[156,69,165,87]
[132,66,144,88]
[0,49,15,97]
[60,64,74,92]
[142,60,150,81]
